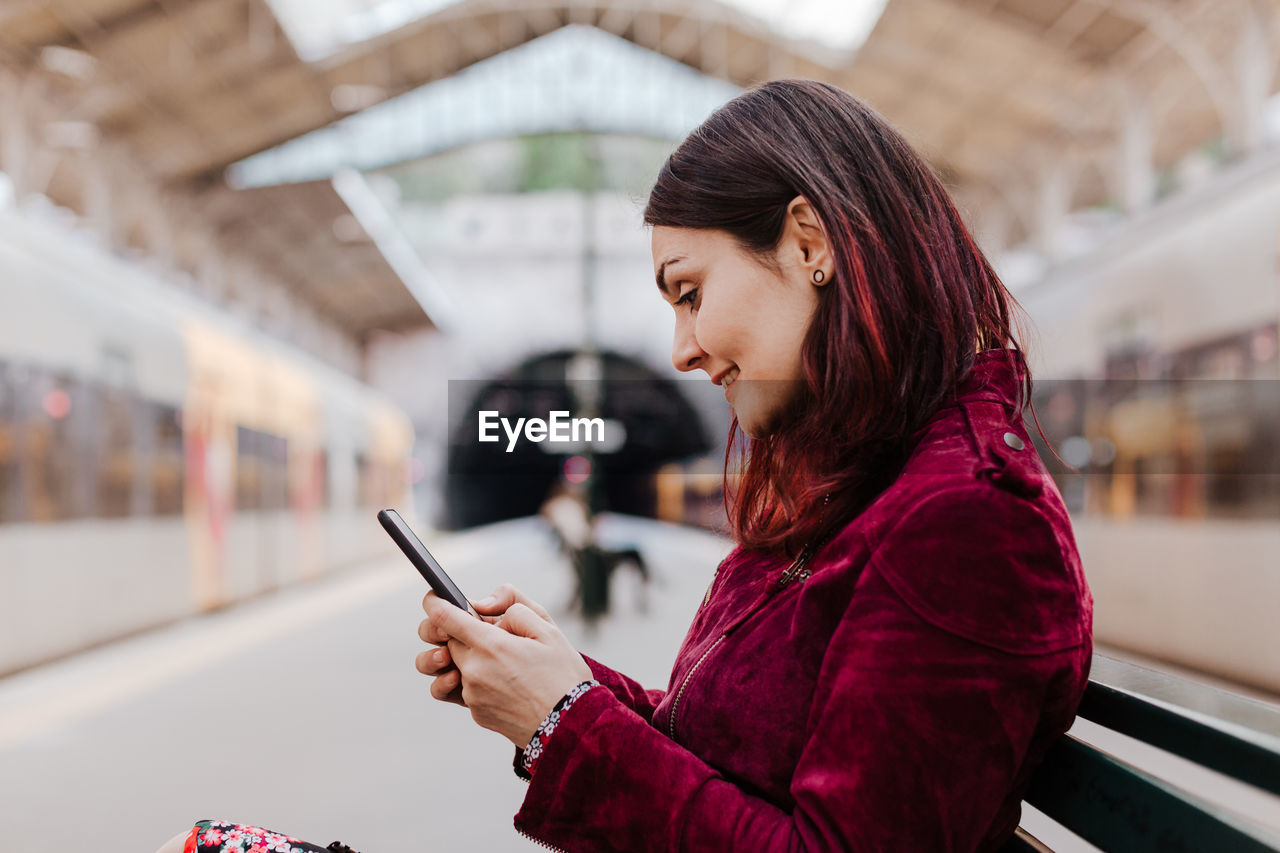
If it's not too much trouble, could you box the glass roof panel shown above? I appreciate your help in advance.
[266,0,888,61]
[727,0,889,51]
[230,26,741,188]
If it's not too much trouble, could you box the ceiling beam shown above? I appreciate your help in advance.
[53,0,165,47]
[172,0,841,186]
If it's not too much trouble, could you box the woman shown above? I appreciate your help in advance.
[161,78,1091,853]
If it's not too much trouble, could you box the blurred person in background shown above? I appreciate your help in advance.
[540,476,595,555]
[541,476,650,620]
[159,78,1092,853]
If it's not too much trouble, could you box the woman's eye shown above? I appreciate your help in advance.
[675,288,699,309]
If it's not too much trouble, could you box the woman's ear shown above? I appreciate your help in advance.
[785,195,833,286]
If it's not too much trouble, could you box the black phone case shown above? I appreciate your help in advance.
[378,509,474,614]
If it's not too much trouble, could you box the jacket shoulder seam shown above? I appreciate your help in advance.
[861,484,1085,654]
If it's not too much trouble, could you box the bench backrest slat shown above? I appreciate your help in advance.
[1024,735,1280,852]
[1078,682,1280,796]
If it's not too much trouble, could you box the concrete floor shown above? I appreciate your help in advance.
[0,515,730,853]
[2,513,1275,852]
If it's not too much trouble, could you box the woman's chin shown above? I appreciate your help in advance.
[735,403,781,439]
[733,384,800,439]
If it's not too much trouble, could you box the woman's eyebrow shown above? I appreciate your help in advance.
[655,256,688,299]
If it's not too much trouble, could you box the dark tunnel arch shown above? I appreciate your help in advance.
[443,349,712,529]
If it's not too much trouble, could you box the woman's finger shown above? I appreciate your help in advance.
[499,602,551,640]
[472,583,554,624]
[430,668,466,706]
[415,645,453,675]
[426,598,490,648]
[419,592,454,646]
[418,616,452,646]
[417,613,451,646]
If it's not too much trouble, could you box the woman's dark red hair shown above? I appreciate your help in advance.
[644,78,1049,557]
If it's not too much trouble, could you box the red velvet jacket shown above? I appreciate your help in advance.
[514,349,1094,852]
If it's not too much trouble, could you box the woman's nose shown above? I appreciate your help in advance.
[671,316,706,373]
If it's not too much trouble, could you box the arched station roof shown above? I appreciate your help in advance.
[1,0,1275,337]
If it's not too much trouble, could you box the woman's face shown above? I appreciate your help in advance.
[652,198,832,438]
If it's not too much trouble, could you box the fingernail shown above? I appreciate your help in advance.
[476,596,497,607]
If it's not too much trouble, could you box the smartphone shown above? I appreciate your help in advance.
[378,508,479,618]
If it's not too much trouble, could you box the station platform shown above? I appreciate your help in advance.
[0,515,731,852]
[2,515,1276,852]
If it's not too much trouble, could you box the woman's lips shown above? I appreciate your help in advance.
[723,367,740,400]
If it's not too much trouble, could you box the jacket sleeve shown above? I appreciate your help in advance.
[513,488,1092,852]
[576,651,667,724]
[510,651,669,778]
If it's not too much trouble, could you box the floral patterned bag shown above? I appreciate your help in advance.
[183,819,361,853]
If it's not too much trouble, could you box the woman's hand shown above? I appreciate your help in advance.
[414,585,557,706]
[415,585,593,748]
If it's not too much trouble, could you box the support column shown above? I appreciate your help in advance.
[1113,83,1156,214]
[0,72,31,201]
[1233,2,1271,156]
[83,146,118,244]
[1032,154,1072,258]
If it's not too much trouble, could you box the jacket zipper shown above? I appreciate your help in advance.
[701,554,733,608]
[669,634,726,741]
[670,554,812,742]
[516,825,568,852]
[777,565,811,588]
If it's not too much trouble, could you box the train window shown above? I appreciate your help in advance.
[22,368,79,522]
[236,426,262,511]
[1036,324,1280,522]
[262,433,289,512]
[355,452,372,507]
[152,404,184,516]
[0,362,18,523]
[236,426,289,512]
[95,386,135,518]
[0,361,190,523]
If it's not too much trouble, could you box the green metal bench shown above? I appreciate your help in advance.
[1002,654,1280,852]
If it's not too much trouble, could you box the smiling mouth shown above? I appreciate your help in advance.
[721,367,740,389]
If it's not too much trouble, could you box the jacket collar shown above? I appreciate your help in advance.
[910,349,1029,444]
[945,347,1029,409]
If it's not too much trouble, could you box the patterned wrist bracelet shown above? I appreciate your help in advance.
[520,680,601,778]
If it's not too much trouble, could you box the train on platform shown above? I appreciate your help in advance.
[3,149,1279,701]
[0,209,414,676]
[1014,152,1280,695]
